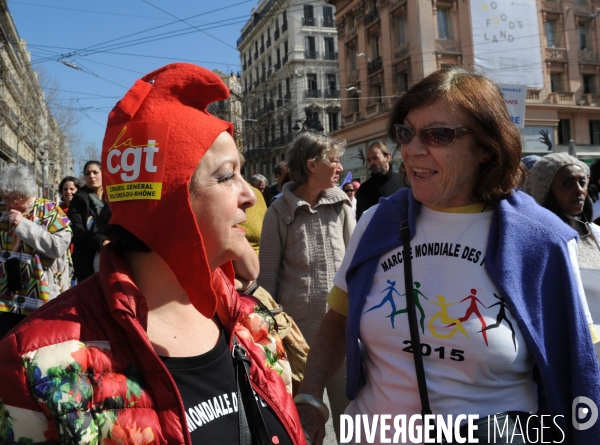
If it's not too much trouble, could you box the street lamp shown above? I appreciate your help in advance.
[49,160,56,201]
[38,145,49,199]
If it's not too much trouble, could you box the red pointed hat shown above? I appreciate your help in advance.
[101,63,234,318]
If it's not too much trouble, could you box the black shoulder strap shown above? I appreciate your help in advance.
[233,336,272,445]
[400,219,432,417]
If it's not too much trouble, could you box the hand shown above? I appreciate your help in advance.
[538,129,552,151]
[7,210,24,227]
[102,240,111,246]
[234,277,252,291]
[297,404,326,445]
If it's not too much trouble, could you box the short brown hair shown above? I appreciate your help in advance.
[387,66,525,202]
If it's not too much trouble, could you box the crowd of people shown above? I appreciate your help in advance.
[0,64,598,444]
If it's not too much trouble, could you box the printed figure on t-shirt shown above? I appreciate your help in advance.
[363,279,402,328]
[447,289,489,345]
[429,295,470,340]
[387,281,429,333]
[480,293,517,350]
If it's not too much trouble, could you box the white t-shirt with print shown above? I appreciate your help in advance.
[334,205,540,443]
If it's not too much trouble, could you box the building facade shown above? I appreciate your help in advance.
[238,0,341,182]
[208,70,244,150]
[328,0,600,182]
[0,0,71,198]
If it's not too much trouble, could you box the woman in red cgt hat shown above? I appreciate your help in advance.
[0,63,304,445]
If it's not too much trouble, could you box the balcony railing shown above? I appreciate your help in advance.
[325,89,340,99]
[266,38,271,48]
[323,51,338,61]
[274,61,281,70]
[364,8,379,26]
[275,28,280,40]
[260,44,265,54]
[254,51,258,59]
[305,89,321,99]
[284,92,291,100]
[323,18,335,28]
[305,50,319,60]
[282,21,288,33]
[584,93,600,105]
[526,89,541,103]
[282,55,288,65]
[277,98,284,108]
[302,17,315,26]
[368,57,383,74]
[549,91,575,105]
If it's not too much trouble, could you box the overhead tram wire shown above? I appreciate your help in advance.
[24,0,331,69]
[17,0,334,81]
[141,0,238,51]
[24,1,256,66]
[27,17,250,68]
[28,16,250,66]
[28,45,245,69]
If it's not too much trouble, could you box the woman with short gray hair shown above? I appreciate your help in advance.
[250,173,267,193]
[258,131,354,442]
[0,164,72,337]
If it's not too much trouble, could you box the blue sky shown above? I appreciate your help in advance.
[8,0,258,169]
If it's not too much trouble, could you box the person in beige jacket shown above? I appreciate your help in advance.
[258,132,355,442]
[0,164,72,337]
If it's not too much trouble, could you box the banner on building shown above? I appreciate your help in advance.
[470,0,543,88]
[342,142,366,170]
[342,142,367,182]
[499,84,527,128]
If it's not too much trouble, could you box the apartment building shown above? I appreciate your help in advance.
[328,0,600,182]
[208,70,244,150]
[238,0,341,182]
[0,0,70,197]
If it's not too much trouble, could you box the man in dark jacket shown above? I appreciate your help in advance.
[263,161,288,206]
[356,142,404,220]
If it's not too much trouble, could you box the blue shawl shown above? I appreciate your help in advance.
[345,188,600,443]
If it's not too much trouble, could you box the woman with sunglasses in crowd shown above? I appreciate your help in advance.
[342,182,357,217]
[296,67,600,445]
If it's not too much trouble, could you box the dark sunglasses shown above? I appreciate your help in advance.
[344,188,355,193]
[393,124,471,146]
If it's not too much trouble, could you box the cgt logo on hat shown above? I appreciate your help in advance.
[103,123,169,202]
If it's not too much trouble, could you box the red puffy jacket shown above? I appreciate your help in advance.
[0,245,305,444]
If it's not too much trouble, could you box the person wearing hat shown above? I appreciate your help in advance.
[520,154,541,172]
[0,64,303,444]
[524,152,600,359]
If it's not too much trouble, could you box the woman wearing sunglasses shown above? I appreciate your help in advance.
[295,67,599,445]
[342,182,357,216]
